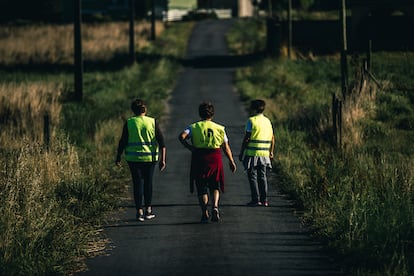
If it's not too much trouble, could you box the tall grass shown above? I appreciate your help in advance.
[229,18,414,275]
[0,81,62,147]
[0,21,164,65]
[0,20,194,274]
[0,137,111,274]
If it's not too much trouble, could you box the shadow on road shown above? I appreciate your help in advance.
[182,51,267,68]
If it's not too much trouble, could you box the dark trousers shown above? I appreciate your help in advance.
[247,164,268,203]
[127,161,156,211]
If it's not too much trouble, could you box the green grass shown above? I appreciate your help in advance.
[169,0,197,9]
[228,17,414,275]
[0,21,194,274]
[0,137,102,274]
[226,18,266,55]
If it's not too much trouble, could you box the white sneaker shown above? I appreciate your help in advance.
[136,212,145,222]
[145,212,156,220]
[211,207,220,222]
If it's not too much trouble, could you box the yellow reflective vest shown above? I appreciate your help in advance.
[125,116,158,162]
[190,120,225,149]
[245,114,273,157]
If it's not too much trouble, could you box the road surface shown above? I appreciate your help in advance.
[80,19,342,276]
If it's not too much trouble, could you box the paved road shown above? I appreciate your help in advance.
[80,19,342,276]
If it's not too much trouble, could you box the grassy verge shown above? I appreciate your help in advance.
[228,18,414,275]
[0,20,194,274]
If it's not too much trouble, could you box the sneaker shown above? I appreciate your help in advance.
[263,201,269,207]
[246,201,262,207]
[211,207,220,222]
[136,212,145,222]
[200,214,209,224]
[200,211,210,224]
[145,212,156,220]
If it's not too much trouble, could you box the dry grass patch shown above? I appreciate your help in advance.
[0,21,165,65]
[0,81,62,148]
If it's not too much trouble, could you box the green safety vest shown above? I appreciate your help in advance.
[245,114,273,157]
[125,116,158,162]
[190,120,225,149]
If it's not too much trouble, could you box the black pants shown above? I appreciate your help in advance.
[127,161,156,211]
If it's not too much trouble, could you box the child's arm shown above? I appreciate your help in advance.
[222,142,237,172]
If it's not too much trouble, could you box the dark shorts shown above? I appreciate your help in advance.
[195,180,220,196]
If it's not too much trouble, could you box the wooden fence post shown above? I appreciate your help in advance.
[367,39,372,71]
[287,0,292,59]
[332,94,343,149]
[266,17,281,57]
[332,93,338,148]
[43,113,50,151]
[74,0,83,101]
[338,99,342,148]
[151,0,156,41]
[129,0,136,65]
[340,0,348,102]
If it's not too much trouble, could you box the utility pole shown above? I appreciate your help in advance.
[340,0,348,101]
[288,0,292,59]
[129,0,136,64]
[74,0,83,101]
[151,0,156,41]
[268,0,272,17]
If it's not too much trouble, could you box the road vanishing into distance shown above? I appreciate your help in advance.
[79,19,342,276]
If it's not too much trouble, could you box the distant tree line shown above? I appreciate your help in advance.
[0,0,157,23]
[260,0,409,12]
[0,0,61,22]
[259,0,341,11]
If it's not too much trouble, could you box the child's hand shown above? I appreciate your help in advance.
[229,160,237,172]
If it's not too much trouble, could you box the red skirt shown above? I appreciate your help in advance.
[190,148,224,193]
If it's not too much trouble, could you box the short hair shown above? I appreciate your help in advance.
[131,99,146,115]
[198,102,214,119]
[250,99,265,114]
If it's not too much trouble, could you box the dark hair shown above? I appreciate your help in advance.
[250,99,265,114]
[198,102,214,119]
[131,99,147,115]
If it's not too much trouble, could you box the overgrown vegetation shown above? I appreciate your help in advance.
[228,18,414,275]
[0,20,194,274]
[2,13,412,275]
